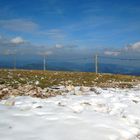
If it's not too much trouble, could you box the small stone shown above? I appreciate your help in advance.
[90,87,100,95]
[66,85,74,92]
[2,88,9,94]
[4,99,15,106]
[79,86,90,92]
[58,101,67,107]
[81,102,91,106]
[36,106,43,108]
[132,100,138,104]
[35,81,39,85]
[8,126,12,129]
[74,90,83,95]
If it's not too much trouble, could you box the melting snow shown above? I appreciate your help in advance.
[0,85,140,140]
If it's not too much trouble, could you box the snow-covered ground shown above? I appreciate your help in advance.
[0,85,140,140]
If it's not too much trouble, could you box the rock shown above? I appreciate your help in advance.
[73,90,83,96]
[4,98,15,106]
[18,85,32,93]
[0,92,5,99]
[0,80,5,84]
[8,126,12,129]
[0,85,6,90]
[90,87,101,95]
[10,89,20,96]
[0,88,10,99]
[66,85,74,92]
[36,105,43,108]
[35,81,39,85]
[58,101,67,107]
[79,86,90,92]
[132,100,138,104]
[65,80,73,85]
[2,88,9,94]
[81,102,92,106]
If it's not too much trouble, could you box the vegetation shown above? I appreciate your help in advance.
[0,69,139,88]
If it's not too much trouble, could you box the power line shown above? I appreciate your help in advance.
[47,57,92,61]
[99,56,140,61]
[45,56,140,61]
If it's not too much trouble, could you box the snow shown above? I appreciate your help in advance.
[0,85,140,140]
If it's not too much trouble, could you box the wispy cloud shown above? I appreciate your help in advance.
[38,51,53,56]
[0,18,66,40]
[0,19,39,33]
[39,29,65,40]
[104,51,120,56]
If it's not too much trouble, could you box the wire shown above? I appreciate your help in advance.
[99,56,140,61]
[47,57,92,61]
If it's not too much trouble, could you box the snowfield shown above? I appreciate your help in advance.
[0,85,140,140]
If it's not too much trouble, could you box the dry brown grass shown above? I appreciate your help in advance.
[0,69,139,88]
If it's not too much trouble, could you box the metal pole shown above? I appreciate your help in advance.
[13,46,17,70]
[14,53,16,70]
[95,54,98,74]
[43,55,46,71]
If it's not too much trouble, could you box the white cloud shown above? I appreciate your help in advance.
[104,41,140,57]
[10,37,25,45]
[55,44,64,48]
[0,36,27,48]
[104,51,120,56]
[125,42,140,51]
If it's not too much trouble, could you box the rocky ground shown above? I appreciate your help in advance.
[0,69,140,100]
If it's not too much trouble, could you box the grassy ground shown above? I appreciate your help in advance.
[0,69,140,88]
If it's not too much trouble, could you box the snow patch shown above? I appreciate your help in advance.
[0,86,140,140]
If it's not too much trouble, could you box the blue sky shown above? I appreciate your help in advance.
[0,0,140,59]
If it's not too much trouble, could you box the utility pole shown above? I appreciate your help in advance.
[43,55,46,71]
[14,53,16,70]
[13,50,17,70]
[95,54,98,74]
[41,51,52,71]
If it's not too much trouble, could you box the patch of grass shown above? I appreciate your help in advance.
[0,69,139,88]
